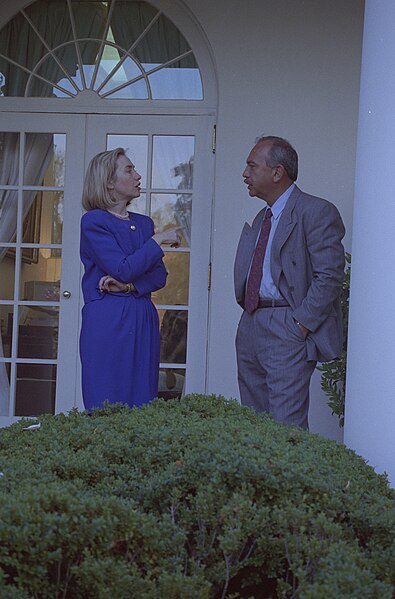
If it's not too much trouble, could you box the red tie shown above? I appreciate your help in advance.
[244,207,272,314]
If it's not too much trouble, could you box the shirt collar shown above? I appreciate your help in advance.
[268,183,295,219]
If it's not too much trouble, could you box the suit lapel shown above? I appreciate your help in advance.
[238,214,262,274]
[270,186,301,286]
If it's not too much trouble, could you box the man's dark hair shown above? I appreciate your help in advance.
[255,135,298,181]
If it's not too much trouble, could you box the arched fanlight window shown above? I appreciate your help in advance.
[0,0,203,99]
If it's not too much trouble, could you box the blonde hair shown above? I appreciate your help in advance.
[82,147,126,211]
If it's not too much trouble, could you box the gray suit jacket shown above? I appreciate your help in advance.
[234,185,345,362]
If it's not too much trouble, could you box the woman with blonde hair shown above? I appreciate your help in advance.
[80,147,180,410]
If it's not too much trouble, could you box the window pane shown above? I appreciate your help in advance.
[0,304,13,357]
[148,57,202,100]
[24,133,64,187]
[151,194,191,248]
[152,136,194,189]
[70,1,107,40]
[53,41,104,92]
[110,1,159,52]
[159,308,187,364]
[15,363,56,416]
[0,362,11,416]
[134,13,192,66]
[0,249,15,300]
[20,249,61,302]
[100,55,147,99]
[0,132,19,184]
[25,1,72,43]
[158,368,185,400]
[107,135,148,188]
[30,53,74,97]
[0,1,203,100]
[152,251,189,306]
[17,305,59,359]
[23,191,63,246]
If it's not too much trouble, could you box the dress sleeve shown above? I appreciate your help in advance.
[81,213,164,283]
[132,260,168,297]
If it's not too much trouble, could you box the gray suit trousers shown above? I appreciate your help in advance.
[236,306,316,429]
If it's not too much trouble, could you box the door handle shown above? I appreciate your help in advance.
[62,290,72,299]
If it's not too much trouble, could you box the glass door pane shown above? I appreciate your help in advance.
[89,115,214,400]
[0,115,85,423]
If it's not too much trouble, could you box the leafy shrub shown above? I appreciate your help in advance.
[0,395,393,598]
[318,252,351,426]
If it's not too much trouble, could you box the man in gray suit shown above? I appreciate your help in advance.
[234,136,345,429]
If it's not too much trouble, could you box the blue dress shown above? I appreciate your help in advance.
[79,209,167,410]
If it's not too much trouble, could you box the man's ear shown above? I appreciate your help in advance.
[272,164,286,183]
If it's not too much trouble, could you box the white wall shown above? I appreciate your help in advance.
[184,0,364,440]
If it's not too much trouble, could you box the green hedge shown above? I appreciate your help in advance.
[0,395,393,598]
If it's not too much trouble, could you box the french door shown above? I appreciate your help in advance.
[0,112,214,425]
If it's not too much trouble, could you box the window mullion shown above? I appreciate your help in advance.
[89,0,117,91]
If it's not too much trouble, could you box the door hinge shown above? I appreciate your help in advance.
[212,125,216,154]
[208,262,212,290]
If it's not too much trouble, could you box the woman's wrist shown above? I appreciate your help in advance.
[123,283,134,293]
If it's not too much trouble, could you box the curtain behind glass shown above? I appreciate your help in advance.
[0,1,106,97]
[111,1,197,68]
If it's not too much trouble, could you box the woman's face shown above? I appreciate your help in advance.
[108,154,141,202]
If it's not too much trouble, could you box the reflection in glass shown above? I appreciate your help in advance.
[0,132,19,184]
[24,133,66,187]
[104,78,148,99]
[15,363,56,416]
[19,249,61,301]
[100,56,147,99]
[151,194,191,247]
[107,135,148,187]
[152,251,189,306]
[23,191,63,246]
[0,304,14,357]
[152,136,194,189]
[158,308,188,364]
[53,41,111,94]
[148,59,202,100]
[17,306,59,359]
[0,362,11,416]
[158,368,185,400]
[0,250,15,300]
[95,42,123,89]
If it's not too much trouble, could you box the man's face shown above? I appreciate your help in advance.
[242,141,274,200]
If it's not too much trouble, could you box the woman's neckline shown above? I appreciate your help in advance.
[107,209,130,220]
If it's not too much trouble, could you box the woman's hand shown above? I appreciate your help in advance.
[99,276,134,293]
[152,227,182,247]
